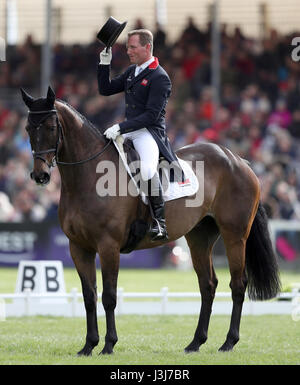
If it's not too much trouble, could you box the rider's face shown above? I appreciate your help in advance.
[126,35,151,66]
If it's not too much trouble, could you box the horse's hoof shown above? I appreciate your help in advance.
[77,348,92,357]
[184,342,200,353]
[219,336,238,352]
[218,342,234,352]
[77,346,93,356]
[99,348,114,355]
[184,347,199,353]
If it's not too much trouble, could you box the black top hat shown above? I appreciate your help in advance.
[97,16,127,47]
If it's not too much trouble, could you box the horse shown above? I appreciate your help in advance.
[21,86,281,356]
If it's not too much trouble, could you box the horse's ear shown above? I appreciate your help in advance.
[47,86,55,105]
[20,88,34,109]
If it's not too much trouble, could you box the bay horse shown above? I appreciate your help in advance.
[21,86,281,356]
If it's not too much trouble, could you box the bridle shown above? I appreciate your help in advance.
[28,109,60,168]
[28,109,112,168]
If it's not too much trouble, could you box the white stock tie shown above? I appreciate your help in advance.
[136,67,143,77]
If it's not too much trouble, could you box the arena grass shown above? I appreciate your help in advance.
[0,268,299,365]
[0,267,299,294]
[0,315,299,365]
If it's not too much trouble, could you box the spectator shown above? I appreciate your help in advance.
[287,109,300,138]
[267,99,292,128]
[1,20,300,221]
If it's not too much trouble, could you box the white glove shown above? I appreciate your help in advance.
[104,124,120,140]
[100,47,112,65]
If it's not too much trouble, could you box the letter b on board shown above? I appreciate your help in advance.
[15,261,66,294]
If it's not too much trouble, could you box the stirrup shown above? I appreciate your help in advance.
[149,219,169,241]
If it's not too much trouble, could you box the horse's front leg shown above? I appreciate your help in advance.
[69,240,99,356]
[98,242,120,354]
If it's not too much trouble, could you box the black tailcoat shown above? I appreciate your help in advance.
[97,57,179,165]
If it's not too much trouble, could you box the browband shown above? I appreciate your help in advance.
[28,109,57,114]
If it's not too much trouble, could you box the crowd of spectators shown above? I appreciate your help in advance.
[1,18,300,223]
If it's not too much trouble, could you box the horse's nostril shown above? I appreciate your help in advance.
[43,173,50,184]
[34,172,50,185]
[30,171,34,180]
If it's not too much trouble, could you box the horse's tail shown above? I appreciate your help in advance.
[245,202,281,301]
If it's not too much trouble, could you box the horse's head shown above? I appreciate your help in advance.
[21,86,61,185]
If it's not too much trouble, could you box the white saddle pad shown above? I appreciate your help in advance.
[113,140,199,204]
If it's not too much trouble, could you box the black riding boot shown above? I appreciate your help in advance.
[147,173,169,241]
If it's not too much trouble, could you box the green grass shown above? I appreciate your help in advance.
[0,267,299,364]
[1,267,300,294]
[0,315,299,364]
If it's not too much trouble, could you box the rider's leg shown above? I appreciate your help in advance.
[124,128,168,241]
[146,172,168,241]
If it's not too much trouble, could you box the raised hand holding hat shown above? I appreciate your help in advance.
[100,47,112,65]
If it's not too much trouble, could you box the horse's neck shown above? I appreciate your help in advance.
[56,101,104,159]
[55,101,106,191]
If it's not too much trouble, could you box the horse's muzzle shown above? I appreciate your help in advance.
[30,170,51,185]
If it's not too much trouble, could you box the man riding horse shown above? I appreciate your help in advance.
[20,18,281,357]
[97,28,178,242]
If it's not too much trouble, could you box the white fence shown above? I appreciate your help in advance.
[0,287,299,319]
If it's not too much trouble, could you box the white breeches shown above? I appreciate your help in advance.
[122,128,159,181]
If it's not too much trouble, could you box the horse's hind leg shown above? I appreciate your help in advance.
[184,216,220,352]
[69,240,99,356]
[218,231,248,352]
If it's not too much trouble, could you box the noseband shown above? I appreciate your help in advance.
[28,109,112,168]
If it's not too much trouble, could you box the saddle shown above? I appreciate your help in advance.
[116,137,199,253]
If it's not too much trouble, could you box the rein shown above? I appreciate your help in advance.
[28,109,112,167]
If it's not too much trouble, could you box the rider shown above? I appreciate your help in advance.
[97,29,178,241]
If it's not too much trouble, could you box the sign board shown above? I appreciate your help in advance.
[15,260,66,294]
